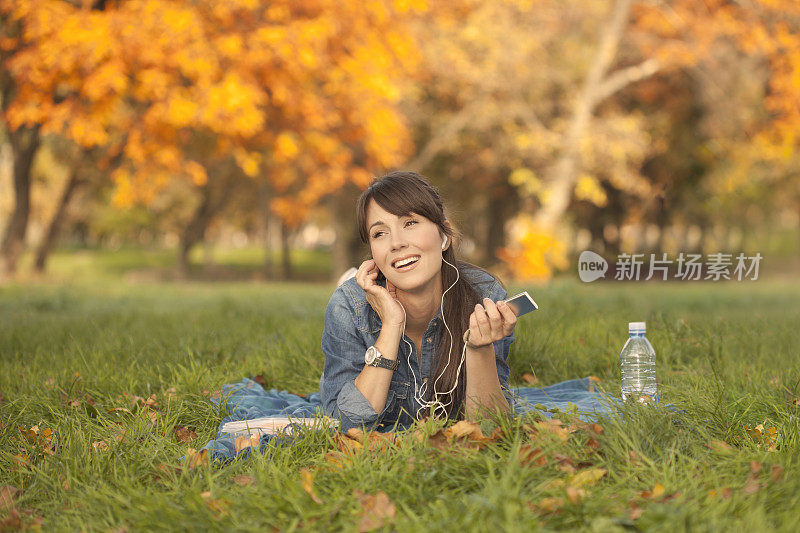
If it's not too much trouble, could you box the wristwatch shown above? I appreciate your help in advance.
[365,345,399,371]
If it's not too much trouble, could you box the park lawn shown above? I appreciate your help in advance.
[1,278,799,531]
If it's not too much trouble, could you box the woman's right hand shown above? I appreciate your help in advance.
[355,259,405,327]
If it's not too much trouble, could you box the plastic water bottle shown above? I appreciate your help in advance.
[620,321,657,403]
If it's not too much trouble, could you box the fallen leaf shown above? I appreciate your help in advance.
[235,435,260,454]
[707,440,733,453]
[518,445,546,468]
[205,497,230,519]
[12,454,29,470]
[742,472,761,495]
[585,436,601,453]
[61,479,70,491]
[489,426,506,442]
[0,509,21,530]
[443,420,490,449]
[346,428,365,443]
[185,448,209,469]
[708,487,733,499]
[628,450,640,465]
[640,482,665,499]
[253,374,267,388]
[174,426,198,444]
[335,432,363,454]
[553,453,576,474]
[300,468,323,504]
[420,428,449,452]
[365,431,397,452]
[750,461,762,474]
[770,464,783,482]
[354,490,396,532]
[233,475,255,487]
[522,373,539,385]
[628,505,644,520]
[532,419,570,442]
[0,486,20,511]
[534,497,564,514]
[200,491,211,499]
[164,387,177,399]
[565,486,585,504]
[569,468,607,488]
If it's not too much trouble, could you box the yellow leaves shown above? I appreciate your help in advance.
[497,214,569,282]
[569,467,607,488]
[300,468,323,504]
[185,161,207,186]
[416,420,492,452]
[743,424,779,451]
[574,173,608,207]
[274,132,300,162]
[166,92,198,128]
[234,148,262,178]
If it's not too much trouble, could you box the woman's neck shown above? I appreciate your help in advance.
[396,274,443,334]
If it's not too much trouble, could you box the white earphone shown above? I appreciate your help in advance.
[394,233,467,419]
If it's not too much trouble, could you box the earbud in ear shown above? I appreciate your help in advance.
[441,236,448,250]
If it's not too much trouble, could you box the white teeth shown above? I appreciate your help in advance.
[394,256,420,268]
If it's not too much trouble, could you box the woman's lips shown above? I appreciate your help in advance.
[393,257,420,272]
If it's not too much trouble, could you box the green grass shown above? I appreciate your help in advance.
[2,278,800,531]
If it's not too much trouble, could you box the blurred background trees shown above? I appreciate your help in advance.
[1,0,798,282]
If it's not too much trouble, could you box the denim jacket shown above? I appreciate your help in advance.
[319,265,514,432]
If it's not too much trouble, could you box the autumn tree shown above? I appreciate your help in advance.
[2,0,424,276]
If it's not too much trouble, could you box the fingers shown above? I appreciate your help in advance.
[497,299,517,336]
[356,259,378,291]
[482,297,503,338]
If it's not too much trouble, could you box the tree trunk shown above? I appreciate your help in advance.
[1,126,41,276]
[178,174,233,276]
[484,180,516,264]
[261,183,273,279]
[533,0,640,231]
[280,221,292,280]
[33,163,84,273]
[329,187,360,281]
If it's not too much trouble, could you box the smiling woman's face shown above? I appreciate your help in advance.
[366,199,445,293]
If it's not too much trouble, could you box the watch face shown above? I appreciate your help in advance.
[365,346,377,365]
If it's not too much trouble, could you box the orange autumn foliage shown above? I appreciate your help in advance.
[2,0,425,227]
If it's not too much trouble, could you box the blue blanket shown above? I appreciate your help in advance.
[200,377,617,462]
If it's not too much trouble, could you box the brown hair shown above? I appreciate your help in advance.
[356,171,501,419]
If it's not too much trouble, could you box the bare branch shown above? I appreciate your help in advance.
[596,58,662,102]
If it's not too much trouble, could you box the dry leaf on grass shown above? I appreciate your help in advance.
[300,468,323,504]
[527,419,570,443]
[639,482,665,499]
[0,509,21,530]
[708,487,733,499]
[770,464,783,482]
[233,475,255,487]
[565,486,585,504]
[569,467,607,488]
[335,432,364,454]
[353,490,396,532]
[707,440,733,453]
[234,435,261,454]
[185,448,209,469]
[553,453,576,475]
[530,496,564,515]
[522,373,539,385]
[174,426,198,443]
[0,486,20,511]
[518,445,546,468]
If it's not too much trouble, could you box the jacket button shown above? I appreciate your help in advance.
[426,337,433,343]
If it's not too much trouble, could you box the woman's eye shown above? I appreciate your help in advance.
[405,220,417,227]
[372,231,384,239]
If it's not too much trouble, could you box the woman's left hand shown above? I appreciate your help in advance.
[463,297,517,349]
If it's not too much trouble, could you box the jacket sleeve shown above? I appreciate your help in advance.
[489,282,515,407]
[320,287,398,432]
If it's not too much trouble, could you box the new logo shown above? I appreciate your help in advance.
[578,250,608,282]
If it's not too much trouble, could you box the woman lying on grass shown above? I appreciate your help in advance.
[320,171,518,432]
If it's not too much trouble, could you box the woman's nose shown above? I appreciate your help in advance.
[390,233,407,251]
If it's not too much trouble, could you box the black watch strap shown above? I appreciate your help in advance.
[372,357,399,371]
